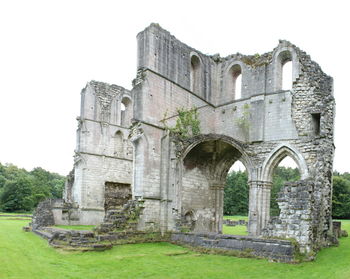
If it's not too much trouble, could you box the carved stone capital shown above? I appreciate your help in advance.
[249,180,273,189]
[129,122,144,142]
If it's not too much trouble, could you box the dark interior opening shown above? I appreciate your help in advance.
[311,113,321,136]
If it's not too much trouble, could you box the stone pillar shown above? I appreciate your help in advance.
[248,181,272,236]
[129,122,145,198]
[261,181,272,230]
[159,133,171,234]
[210,182,225,233]
[248,181,259,235]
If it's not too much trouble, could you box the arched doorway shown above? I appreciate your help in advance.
[270,156,300,217]
[259,144,307,228]
[223,160,249,235]
[179,136,251,234]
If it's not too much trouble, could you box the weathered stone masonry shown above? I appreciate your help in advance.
[50,23,334,256]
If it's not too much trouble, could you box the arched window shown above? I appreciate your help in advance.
[120,97,132,127]
[114,131,124,157]
[276,51,293,91]
[227,64,242,99]
[190,55,201,94]
[261,144,307,224]
[282,61,292,90]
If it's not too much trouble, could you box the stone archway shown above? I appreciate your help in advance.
[248,144,309,235]
[261,143,308,183]
[178,134,252,234]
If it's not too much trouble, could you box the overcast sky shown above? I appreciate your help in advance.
[0,0,349,175]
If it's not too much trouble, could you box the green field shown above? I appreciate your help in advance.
[0,212,32,216]
[1,218,350,279]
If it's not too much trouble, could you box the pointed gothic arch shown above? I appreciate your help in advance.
[261,143,308,183]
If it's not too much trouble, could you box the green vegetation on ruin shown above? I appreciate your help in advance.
[161,107,201,140]
[1,217,350,279]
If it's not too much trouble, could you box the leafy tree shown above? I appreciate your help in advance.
[224,170,249,215]
[0,162,66,212]
[224,166,301,217]
[332,175,350,219]
[0,175,34,212]
[30,167,65,206]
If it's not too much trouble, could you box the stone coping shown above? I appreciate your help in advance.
[176,232,292,245]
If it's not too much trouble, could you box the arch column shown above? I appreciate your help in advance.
[210,182,225,233]
[248,180,272,236]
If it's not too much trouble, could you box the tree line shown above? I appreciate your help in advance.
[224,167,350,219]
[1,161,350,219]
[0,162,65,212]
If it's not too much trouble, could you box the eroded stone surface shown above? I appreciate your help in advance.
[47,24,335,257]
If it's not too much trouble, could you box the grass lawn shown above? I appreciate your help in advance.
[223,215,248,221]
[223,216,248,235]
[223,224,247,235]
[1,218,350,279]
[0,212,32,216]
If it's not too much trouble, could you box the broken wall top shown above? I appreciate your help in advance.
[136,23,333,106]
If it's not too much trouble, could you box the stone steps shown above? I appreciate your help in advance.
[32,227,112,251]
[33,229,53,240]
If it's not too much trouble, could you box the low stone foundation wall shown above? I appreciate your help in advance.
[32,227,170,251]
[96,231,170,244]
[30,227,296,262]
[223,219,247,226]
[171,233,295,262]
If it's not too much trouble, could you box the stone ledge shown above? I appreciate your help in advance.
[171,233,295,263]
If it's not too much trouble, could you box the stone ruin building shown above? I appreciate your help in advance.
[43,24,335,257]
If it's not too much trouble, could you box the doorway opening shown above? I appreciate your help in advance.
[223,160,248,235]
[270,156,301,217]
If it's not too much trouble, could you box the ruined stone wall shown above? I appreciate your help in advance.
[137,23,217,102]
[62,24,334,255]
[260,44,335,251]
[133,70,215,130]
[181,167,214,232]
[59,81,134,225]
[263,180,314,252]
[135,27,334,254]
[131,68,217,230]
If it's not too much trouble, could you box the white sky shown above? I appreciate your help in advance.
[1,0,349,175]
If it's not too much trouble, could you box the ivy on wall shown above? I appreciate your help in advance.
[161,107,201,141]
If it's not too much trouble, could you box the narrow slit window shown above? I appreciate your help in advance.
[276,50,292,91]
[120,97,131,126]
[311,113,321,135]
[190,55,201,94]
[235,73,242,99]
[227,64,242,100]
[282,61,292,90]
